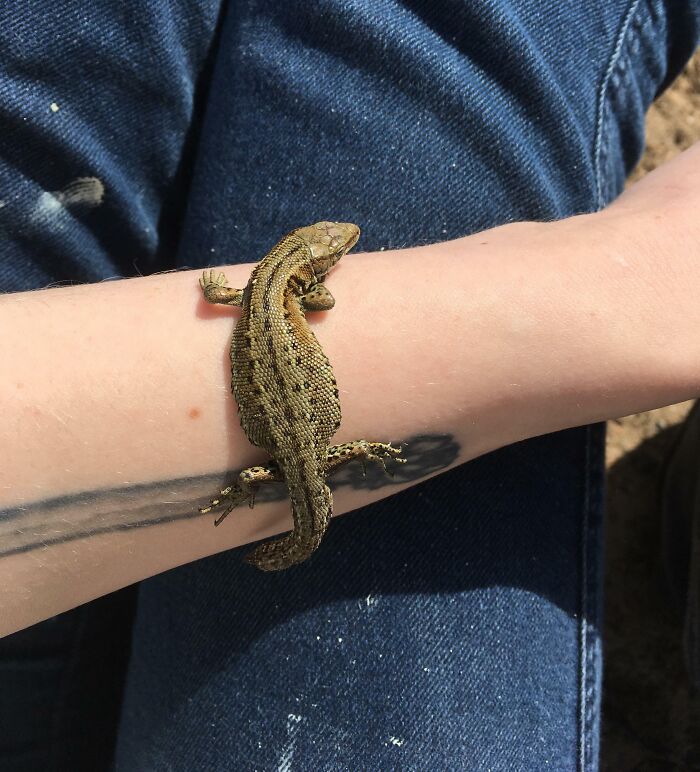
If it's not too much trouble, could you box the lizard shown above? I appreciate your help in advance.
[198,221,404,571]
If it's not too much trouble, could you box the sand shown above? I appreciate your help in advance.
[602,49,700,771]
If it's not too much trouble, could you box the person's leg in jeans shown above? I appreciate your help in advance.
[0,3,224,769]
[0,1,697,770]
[112,2,699,770]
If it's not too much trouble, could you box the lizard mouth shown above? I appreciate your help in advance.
[345,229,360,251]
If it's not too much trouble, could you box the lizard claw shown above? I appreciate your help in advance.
[214,504,235,527]
[248,485,258,509]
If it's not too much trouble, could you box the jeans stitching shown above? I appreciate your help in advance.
[592,0,643,210]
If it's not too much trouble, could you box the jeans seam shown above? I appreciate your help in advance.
[592,0,643,210]
[579,424,605,772]
[578,425,591,772]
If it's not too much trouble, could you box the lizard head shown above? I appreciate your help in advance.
[293,221,360,279]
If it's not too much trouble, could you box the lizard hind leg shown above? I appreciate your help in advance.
[325,440,406,478]
[199,462,283,527]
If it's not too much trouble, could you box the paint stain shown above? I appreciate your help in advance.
[31,177,104,228]
[277,714,302,772]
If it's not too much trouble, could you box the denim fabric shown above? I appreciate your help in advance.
[0,1,224,290]
[0,0,698,770]
[0,590,137,772]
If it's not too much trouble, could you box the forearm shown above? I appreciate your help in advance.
[1,145,699,635]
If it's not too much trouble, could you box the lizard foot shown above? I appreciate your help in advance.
[361,441,406,477]
[199,483,251,526]
[199,462,283,526]
[199,269,244,306]
[199,269,229,292]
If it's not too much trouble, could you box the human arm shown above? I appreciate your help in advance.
[1,143,699,636]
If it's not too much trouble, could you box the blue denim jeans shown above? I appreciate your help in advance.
[1,1,698,770]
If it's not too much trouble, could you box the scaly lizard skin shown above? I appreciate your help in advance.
[199,221,404,571]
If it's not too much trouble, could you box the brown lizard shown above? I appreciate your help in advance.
[199,221,404,571]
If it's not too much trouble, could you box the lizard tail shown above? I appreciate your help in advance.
[245,469,332,572]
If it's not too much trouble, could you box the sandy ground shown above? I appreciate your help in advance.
[601,51,700,770]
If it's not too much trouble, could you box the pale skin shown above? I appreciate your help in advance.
[0,143,699,637]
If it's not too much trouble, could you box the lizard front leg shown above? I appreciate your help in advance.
[200,462,283,526]
[199,270,244,306]
[325,440,405,477]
